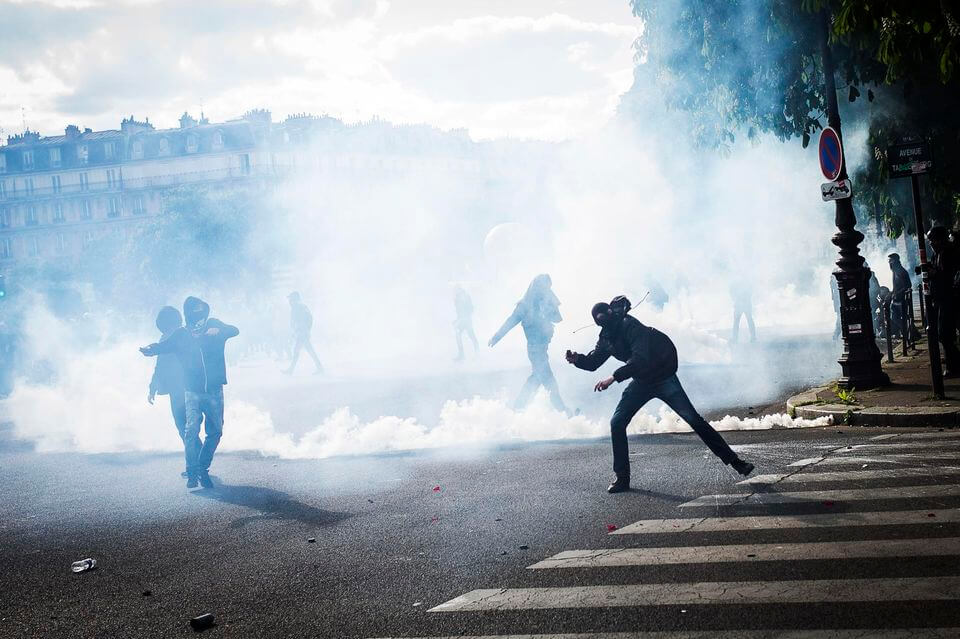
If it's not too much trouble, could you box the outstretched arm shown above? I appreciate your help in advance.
[566,345,610,371]
[488,309,521,347]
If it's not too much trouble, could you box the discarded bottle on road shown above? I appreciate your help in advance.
[71,558,97,573]
[190,613,215,631]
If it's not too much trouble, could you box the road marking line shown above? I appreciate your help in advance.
[611,508,960,534]
[841,442,960,451]
[740,467,960,485]
[372,631,960,639]
[528,537,960,569]
[871,431,960,441]
[429,576,960,612]
[679,483,960,507]
[790,454,960,467]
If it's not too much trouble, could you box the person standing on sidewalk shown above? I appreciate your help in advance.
[140,297,239,489]
[565,298,754,493]
[147,306,188,477]
[927,227,960,376]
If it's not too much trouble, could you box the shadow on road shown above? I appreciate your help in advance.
[194,482,352,529]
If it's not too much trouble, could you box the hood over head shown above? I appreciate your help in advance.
[183,296,210,330]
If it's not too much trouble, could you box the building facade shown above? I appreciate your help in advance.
[0,109,496,279]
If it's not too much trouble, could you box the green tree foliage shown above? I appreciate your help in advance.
[628,0,960,236]
[76,184,281,310]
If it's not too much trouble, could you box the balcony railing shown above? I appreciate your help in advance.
[0,164,274,201]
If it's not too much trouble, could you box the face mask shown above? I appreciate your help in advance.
[594,312,617,329]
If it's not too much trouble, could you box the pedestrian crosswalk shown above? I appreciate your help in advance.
[373,430,960,637]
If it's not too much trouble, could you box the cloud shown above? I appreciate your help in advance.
[0,1,639,140]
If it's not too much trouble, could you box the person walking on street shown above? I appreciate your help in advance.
[729,278,756,343]
[489,273,568,413]
[140,297,239,489]
[147,306,188,477]
[282,291,323,375]
[453,285,479,361]
[927,227,960,376]
[566,298,754,493]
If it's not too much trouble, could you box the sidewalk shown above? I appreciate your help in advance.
[787,335,960,427]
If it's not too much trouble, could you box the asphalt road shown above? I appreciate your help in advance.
[3,424,960,638]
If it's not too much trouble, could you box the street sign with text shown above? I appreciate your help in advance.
[819,127,843,181]
[821,178,852,201]
[888,141,932,178]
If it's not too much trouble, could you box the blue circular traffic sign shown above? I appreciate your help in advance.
[819,127,843,181]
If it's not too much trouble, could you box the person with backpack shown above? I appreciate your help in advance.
[566,295,754,493]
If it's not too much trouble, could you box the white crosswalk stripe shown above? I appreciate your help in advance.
[679,483,960,507]
[527,537,960,569]
[871,431,960,441]
[790,454,960,467]
[611,509,960,534]
[389,434,960,638]
[428,576,960,612]
[840,441,960,451]
[739,467,960,485]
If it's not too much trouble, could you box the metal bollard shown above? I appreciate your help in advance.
[882,298,895,363]
[918,283,926,326]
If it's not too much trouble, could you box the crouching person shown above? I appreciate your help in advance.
[566,298,754,493]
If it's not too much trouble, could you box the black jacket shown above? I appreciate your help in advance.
[571,315,678,384]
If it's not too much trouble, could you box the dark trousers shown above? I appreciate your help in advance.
[939,302,960,372]
[515,342,567,413]
[610,374,737,478]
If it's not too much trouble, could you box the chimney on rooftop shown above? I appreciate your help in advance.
[65,125,81,138]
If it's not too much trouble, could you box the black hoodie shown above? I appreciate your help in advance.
[571,315,678,384]
[147,297,239,393]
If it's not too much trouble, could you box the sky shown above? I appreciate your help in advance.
[0,0,641,141]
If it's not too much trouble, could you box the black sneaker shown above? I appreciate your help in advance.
[198,472,214,489]
[186,474,199,489]
[607,477,630,493]
[731,458,755,476]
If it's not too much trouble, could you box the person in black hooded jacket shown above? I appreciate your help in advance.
[566,299,754,493]
[140,296,238,489]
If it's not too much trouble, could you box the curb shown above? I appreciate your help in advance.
[787,386,960,427]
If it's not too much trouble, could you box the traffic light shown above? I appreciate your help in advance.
[0,275,6,300]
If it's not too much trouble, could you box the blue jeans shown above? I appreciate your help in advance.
[610,374,736,478]
[183,387,224,475]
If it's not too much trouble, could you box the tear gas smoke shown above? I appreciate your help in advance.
[2,115,857,459]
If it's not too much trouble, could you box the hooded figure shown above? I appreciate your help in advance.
[148,306,187,470]
[489,274,567,412]
[566,298,753,493]
[140,296,239,488]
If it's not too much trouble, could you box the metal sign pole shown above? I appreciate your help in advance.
[911,173,945,399]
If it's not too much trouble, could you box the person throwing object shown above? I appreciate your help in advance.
[566,297,754,493]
